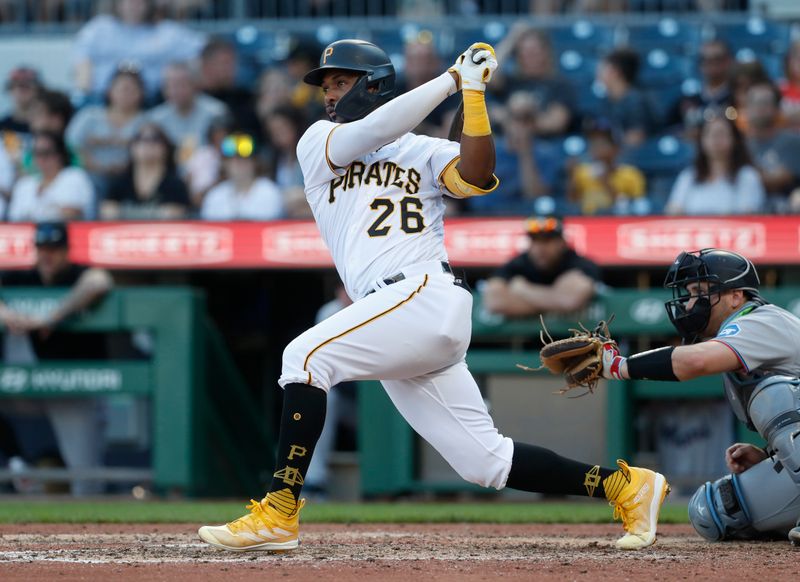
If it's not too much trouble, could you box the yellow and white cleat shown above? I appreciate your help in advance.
[610,459,670,550]
[198,495,305,551]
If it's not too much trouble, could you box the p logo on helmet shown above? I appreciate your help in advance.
[303,39,396,123]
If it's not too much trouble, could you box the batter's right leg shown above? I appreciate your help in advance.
[382,360,670,549]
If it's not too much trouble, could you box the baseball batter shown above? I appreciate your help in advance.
[198,39,668,552]
[602,249,800,544]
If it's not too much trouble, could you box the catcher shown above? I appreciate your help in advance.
[547,248,800,544]
[198,39,669,553]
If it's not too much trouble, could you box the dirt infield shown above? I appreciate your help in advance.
[0,523,796,581]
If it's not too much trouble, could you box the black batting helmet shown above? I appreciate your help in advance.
[664,248,761,342]
[303,39,395,122]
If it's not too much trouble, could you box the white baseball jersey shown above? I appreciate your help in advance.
[281,116,514,491]
[297,119,460,299]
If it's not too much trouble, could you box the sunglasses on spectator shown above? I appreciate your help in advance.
[9,82,36,90]
[525,217,563,238]
[221,134,255,158]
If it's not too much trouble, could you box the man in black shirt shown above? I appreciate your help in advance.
[0,222,113,495]
[482,216,600,318]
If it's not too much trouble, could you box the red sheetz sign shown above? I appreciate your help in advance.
[86,224,234,267]
[1,217,797,269]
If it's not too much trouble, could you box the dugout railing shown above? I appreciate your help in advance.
[0,287,274,496]
[358,287,796,496]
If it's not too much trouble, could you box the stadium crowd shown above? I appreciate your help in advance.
[0,0,799,224]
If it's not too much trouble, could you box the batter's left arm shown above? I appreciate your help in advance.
[442,44,500,197]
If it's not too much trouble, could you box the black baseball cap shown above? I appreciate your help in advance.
[34,222,69,248]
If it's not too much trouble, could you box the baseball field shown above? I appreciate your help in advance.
[0,499,795,581]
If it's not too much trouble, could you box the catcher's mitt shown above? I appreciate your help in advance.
[517,315,616,396]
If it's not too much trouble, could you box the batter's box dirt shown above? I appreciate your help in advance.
[0,523,796,581]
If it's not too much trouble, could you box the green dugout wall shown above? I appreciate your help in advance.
[0,287,274,497]
[3,285,797,497]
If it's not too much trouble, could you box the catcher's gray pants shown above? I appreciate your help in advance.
[280,270,514,490]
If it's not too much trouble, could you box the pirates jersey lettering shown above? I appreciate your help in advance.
[297,119,460,299]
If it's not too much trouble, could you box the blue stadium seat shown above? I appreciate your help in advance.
[734,49,785,82]
[713,18,790,54]
[620,135,694,175]
[558,50,598,85]
[560,135,588,159]
[619,135,695,211]
[638,50,694,89]
[549,20,616,54]
[623,18,701,55]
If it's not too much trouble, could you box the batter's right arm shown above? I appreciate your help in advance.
[327,72,458,168]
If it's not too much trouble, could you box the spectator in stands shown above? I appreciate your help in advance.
[728,61,771,133]
[596,48,659,148]
[282,39,325,121]
[0,67,41,167]
[201,132,283,220]
[21,89,77,175]
[394,35,455,136]
[28,89,73,136]
[262,105,310,218]
[185,113,232,210]
[8,131,94,221]
[0,222,113,496]
[568,123,646,215]
[779,40,800,131]
[256,68,294,120]
[147,61,228,171]
[101,122,190,219]
[672,40,733,132]
[0,141,13,213]
[666,113,764,215]
[468,91,560,216]
[199,37,261,136]
[72,0,206,103]
[65,65,146,201]
[744,82,800,211]
[481,216,600,318]
[492,25,575,136]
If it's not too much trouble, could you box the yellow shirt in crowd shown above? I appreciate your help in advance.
[571,163,646,215]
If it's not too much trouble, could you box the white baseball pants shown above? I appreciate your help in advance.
[279,263,514,489]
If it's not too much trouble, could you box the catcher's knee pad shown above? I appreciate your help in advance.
[748,375,800,484]
[689,459,800,541]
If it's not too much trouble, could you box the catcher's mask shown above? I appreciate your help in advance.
[303,39,396,123]
[663,249,761,343]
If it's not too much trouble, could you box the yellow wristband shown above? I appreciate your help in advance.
[462,89,491,137]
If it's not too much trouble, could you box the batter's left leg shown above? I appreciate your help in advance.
[382,360,670,549]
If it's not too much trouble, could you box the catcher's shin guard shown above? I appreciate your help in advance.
[688,459,800,541]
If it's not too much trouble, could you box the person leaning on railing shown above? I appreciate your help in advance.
[0,222,113,496]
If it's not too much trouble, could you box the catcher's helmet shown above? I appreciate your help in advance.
[663,248,761,343]
[303,39,395,122]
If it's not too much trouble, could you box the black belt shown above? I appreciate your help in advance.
[366,262,453,296]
